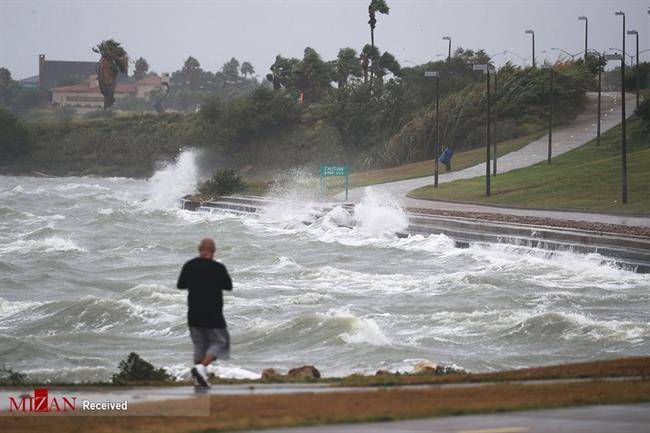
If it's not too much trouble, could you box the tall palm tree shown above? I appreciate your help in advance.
[368,0,389,48]
[92,39,128,109]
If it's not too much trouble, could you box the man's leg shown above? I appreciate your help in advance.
[199,354,216,366]
[190,327,211,387]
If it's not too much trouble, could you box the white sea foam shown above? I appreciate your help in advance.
[146,149,200,209]
[0,236,85,254]
[353,188,408,235]
[325,308,392,346]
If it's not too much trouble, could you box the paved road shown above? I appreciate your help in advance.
[245,403,650,433]
[343,92,650,227]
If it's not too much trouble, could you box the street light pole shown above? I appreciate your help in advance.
[542,63,554,164]
[588,50,603,146]
[474,64,492,196]
[525,29,536,67]
[578,16,588,62]
[442,36,451,64]
[493,70,498,176]
[627,30,639,109]
[615,10,627,205]
[424,70,440,187]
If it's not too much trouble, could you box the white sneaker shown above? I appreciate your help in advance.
[191,364,210,388]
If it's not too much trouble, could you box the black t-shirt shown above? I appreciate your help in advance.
[176,257,232,328]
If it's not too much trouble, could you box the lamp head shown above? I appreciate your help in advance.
[627,30,638,35]
[614,11,624,16]
[525,29,534,35]
[578,16,587,20]
[442,36,451,41]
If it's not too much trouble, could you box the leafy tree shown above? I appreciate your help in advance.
[0,67,12,89]
[294,47,332,103]
[183,56,201,73]
[332,48,362,87]
[240,61,255,78]
[377,51,401,78]
[134,57,149,80]
[92,39,129,109]
[222,57,241,81]
[368,0,389,47]
[360,44,380,82]
[266,55,301,90]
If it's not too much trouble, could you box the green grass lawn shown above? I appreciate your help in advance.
[347,133,542,188]
[409,117,650,215]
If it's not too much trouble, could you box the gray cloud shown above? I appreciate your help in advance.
[1,0,648,80]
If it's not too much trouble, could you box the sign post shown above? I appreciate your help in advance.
[320,164,349,201]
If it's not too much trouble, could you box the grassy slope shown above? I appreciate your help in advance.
[348,133,542,188]
[409,117,650,214]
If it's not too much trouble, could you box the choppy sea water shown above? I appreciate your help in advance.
[1,152,649,383]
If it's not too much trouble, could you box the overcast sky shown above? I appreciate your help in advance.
[1,0,648,80]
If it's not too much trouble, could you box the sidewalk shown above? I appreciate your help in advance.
[344,92,649,227]
[245,403,650,433]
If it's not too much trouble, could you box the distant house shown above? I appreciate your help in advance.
[38,54,129,89]
[51,74,164,112]
[19,75,39,89]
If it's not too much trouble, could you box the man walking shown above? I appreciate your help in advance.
[177,238,232,387]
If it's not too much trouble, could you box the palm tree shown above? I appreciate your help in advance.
[368,0,389,48]
[92,39,128,109]
[333,48,362,87]
[93,39,129,110]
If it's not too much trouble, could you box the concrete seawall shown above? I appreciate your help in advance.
[180,196,650,274]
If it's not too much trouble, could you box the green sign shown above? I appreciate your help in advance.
[319,164,349,201]
[320,165,348,177]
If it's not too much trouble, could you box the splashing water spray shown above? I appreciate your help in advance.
[147,149,200,209]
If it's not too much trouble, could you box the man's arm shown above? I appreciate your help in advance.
[220,264,233,291]
[177,262,190,290]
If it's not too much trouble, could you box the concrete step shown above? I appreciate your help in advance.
[179,196,650,273]
[408,213,650,253]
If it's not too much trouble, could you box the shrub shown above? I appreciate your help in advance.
[199,169,247,197]
[0,107,30,161]
[112,352,172,383]
[84,109,115,120]
[112,96,152,112]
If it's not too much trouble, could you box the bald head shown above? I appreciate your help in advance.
[198,238,216,259]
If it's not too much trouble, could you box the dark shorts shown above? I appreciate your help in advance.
[190,327,230,361]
